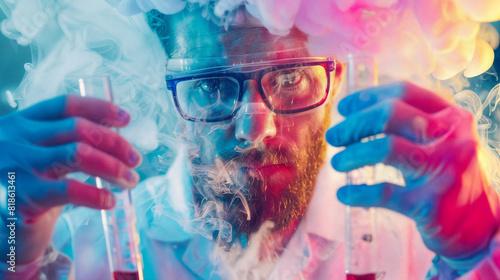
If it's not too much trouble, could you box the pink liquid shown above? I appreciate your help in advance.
[346,273,376,280]
[113,271,140,280]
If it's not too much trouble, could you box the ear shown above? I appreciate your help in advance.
[333,61,345,89]
[326,61,345,103]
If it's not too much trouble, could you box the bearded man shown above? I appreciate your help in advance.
[1,1,500,280]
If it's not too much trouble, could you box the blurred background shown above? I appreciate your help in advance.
[0,11,29,115]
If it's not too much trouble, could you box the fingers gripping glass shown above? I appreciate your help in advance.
[166,58,336,122]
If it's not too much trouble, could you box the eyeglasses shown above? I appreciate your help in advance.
[166,57,336,122]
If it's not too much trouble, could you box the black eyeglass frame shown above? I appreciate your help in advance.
[166,57,337,122]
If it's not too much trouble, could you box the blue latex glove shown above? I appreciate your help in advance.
[0,95,142,265]
[326,82,500,272]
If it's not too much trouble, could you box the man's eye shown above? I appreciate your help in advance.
[273,70,304,88]
[200,79,221,93]
[280,71,301,85]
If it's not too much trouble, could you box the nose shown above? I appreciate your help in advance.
[235,80,277,144]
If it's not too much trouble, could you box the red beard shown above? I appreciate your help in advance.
[190,130,327,243]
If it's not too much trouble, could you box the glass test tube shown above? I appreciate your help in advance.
[79,76,144,280]
[345,54,380,280]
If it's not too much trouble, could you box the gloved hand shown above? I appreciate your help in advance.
[326,82,500,270]
[0,95,142,265]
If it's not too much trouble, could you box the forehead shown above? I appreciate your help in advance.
[149,9,310,67]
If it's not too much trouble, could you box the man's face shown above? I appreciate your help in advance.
[158,11,341,241]
[184,81,332,239]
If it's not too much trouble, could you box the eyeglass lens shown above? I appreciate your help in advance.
[261,65,327,111]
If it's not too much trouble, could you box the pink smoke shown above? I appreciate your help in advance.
[118,0,499,80]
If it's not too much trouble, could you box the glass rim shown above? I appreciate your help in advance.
[167,59,336,122]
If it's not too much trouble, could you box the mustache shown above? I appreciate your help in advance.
[217,142,302,167]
